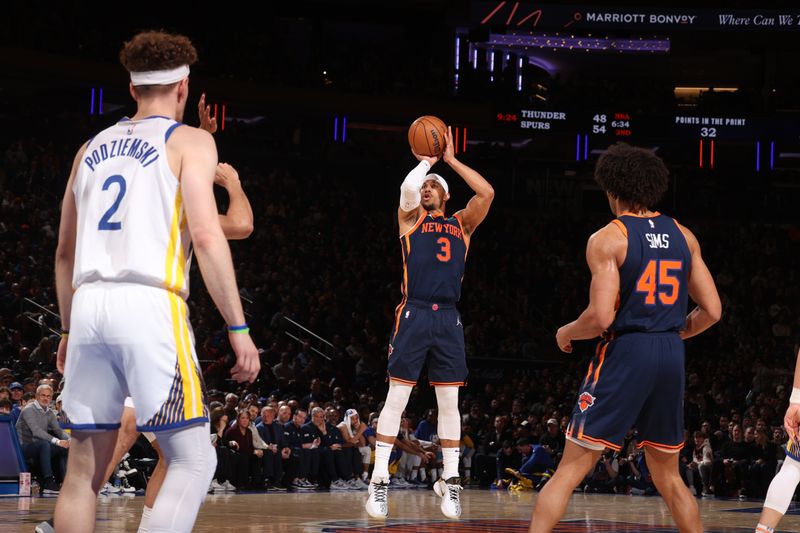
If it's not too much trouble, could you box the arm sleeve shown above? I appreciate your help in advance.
[399,160,430,212]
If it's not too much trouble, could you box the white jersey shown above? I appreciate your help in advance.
[72,116,192,299]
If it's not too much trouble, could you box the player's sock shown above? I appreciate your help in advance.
[755,525,774,533]
[418,468,426,482]
[138,506,152,532]
[442,448,460,480]
[149,424,216,533]
[371,442,393,482]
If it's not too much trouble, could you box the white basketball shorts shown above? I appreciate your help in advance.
[61,281,207,432]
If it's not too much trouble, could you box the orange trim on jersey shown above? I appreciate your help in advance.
[580,434,622,451]
[430,381,465,387]
[636,439,685,452]
[611,219,627,237]
[453,212,471,252]
[400,212,427,239]
[619,211,660,218]
[389,376,417,386]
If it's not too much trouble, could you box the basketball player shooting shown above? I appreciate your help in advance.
[528,144,721,533]
[53,31,259,533]
[753,347,800,533]
[365,126,494,520]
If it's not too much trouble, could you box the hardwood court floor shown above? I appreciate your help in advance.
[2,488,799,532]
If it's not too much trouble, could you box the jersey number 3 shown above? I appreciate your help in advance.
[436,237,451,262]
[98,175,127,231]
[636,259,681,305]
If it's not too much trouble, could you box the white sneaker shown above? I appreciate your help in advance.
[365,479,389,519]
[106,482,122,494]
[100,482,111,494]
[121,479,136,493]
[210,480,225,493]
[392,477,409,488]
[331,479,349,491]
[356,477,369,490]
[433,477,462,519]
[222,480,236,492]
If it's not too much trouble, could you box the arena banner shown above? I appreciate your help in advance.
[473,2,800,31]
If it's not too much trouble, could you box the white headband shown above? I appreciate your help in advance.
[424,173,449,194]
[130,65,190,86]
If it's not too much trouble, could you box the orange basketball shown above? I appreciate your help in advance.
[408,115,447,157]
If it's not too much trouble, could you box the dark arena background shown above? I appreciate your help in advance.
[1,1,799,532]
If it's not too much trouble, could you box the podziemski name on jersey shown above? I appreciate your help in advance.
[645,233,669,249]
[84,137,159,171]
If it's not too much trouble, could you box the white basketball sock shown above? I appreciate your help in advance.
[755,524,774,533]
[371,441,393,482]
[148,424,216,533]
[138,506,152,532]
[442,447,460,480]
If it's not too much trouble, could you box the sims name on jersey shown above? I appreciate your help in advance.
[645,233,670,249]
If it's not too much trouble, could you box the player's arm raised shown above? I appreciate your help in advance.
[54,142,88,374]
[445,126,494,235]
[398,153,437,235]
[174,127,259,383]
[677,225,721,340]
[555,224,623,353]
[215,163,254,240]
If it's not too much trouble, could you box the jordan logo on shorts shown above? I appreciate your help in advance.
[578,392,596,413]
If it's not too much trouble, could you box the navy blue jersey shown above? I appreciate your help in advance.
[399,212,468,304]
[609,213,691,334]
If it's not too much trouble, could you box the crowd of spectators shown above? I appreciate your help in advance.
[0,103,798,506]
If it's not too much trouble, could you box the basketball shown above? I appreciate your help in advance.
[408,115,448,157]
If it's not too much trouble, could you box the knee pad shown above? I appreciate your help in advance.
[764,456,800,515]
[434,386,460,441]
[377,382,413,437]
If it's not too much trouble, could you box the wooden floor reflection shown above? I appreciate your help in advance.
[2,488,798,532]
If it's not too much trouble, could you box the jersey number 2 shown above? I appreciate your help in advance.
[635,260,681,305]
[98,175,127,231]
[436,237,451,262]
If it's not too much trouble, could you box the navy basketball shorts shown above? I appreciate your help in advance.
[387,299,467,386]
[567,332,685,453]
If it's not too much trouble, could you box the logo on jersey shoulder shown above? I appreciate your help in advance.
[578,392,596,413]
[405,310,411,319]
[648,220,655,229]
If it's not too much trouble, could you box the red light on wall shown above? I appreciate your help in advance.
[221,104,226,132]
[454,127,459,154]
[710,140,715,168]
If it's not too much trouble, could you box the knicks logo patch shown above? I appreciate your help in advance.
[578,392,596,413]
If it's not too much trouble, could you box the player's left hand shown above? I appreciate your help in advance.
[56,335,68,374]
[214,163,240,189]
[229,332,261,383]
[443,126,455,165]
[556,326,573,353]
[198,93,218,134]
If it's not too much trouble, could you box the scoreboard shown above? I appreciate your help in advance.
[493,108,800,144]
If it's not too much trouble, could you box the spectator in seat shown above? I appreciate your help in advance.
[224,409,264,489]
[256,405,289,490]
[284,408,317,489]
[209,407,241,492]
[338,408,371,483]
[15,384,68,494]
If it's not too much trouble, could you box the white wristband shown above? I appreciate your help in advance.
[791,387,800,405]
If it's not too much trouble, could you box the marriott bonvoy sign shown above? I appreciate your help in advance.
[473,3,800,31]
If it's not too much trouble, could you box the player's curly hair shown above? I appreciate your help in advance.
[594,143,669,211]
[119,30,197,75]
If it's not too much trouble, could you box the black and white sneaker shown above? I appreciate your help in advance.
[433,476,462,519]
[365,479,389,518]
[34,519,54,533]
